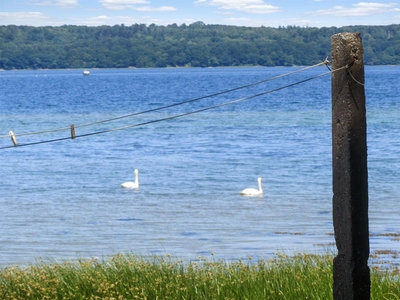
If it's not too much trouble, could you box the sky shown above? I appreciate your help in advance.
[0,0,399,28]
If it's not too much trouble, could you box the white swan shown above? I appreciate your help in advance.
[121,169,139,189]
[240,177,263,196]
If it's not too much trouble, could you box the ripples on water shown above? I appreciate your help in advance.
[0,66,399,266]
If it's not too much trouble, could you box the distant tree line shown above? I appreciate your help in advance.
[0,22,399,70]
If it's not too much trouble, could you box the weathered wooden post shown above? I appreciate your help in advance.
[331,32,370,299]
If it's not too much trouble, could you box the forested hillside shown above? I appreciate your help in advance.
[0,22,399,70]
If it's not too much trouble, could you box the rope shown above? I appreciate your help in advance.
[348,70,365,86]
[330,58,364,86]
[1,60,358,150]
[0,65,338,150]
[0,60,328,139]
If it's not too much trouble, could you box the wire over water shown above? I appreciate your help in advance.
[0,59,347,150]
[0,60,328,140]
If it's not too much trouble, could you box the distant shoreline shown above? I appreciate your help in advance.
[1,64,399,72]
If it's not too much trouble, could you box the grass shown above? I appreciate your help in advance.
[0,252,399,299]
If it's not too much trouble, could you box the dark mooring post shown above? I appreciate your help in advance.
[331,32,370,300]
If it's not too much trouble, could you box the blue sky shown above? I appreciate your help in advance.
[1,0,399,28]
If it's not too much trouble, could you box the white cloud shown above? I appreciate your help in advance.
[99,0,175,11]
[57,0,78,6]
[133,6,176,12]
[99,0,148,10]
[310,2,399,17]
[194,0,280,14]
[0,12,49,25]
[91,15,112,20]
[81,15,133,26]
[34,0,78,8]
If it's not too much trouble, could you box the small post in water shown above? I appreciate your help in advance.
[331,32,370,299]
[70,124,76,139]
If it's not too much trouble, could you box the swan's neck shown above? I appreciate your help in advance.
[258,179,263,193]
[135,173,139,185]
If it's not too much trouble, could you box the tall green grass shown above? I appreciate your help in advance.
[0,253,399,299]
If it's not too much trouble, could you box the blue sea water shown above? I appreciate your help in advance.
[0,65,399,267]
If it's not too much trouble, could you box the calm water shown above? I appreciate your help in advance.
[0,66,399,266]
